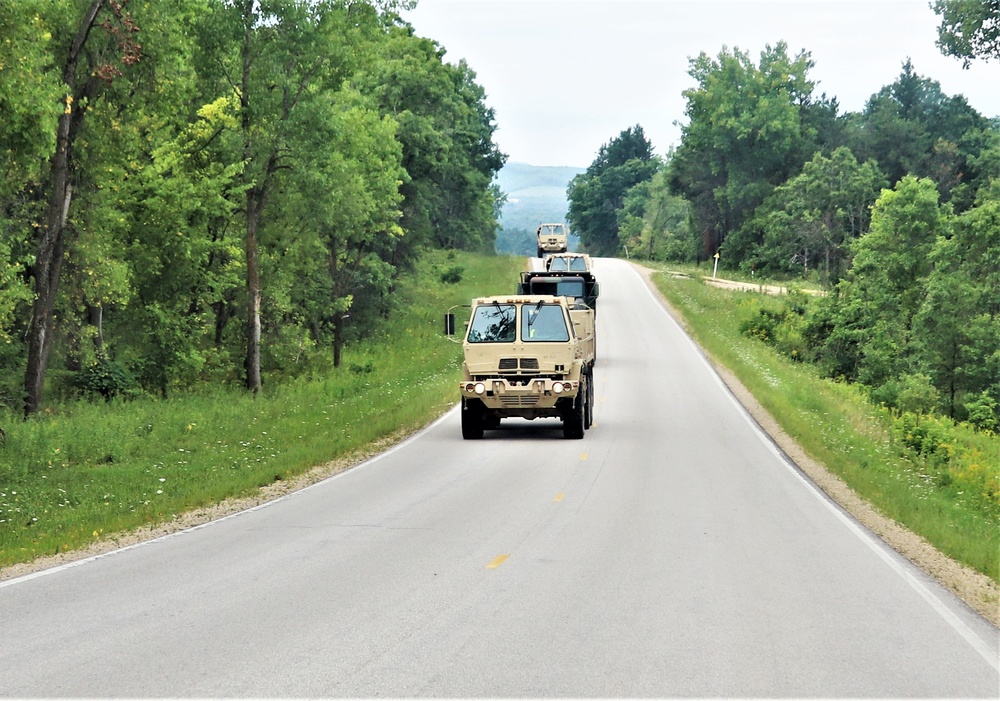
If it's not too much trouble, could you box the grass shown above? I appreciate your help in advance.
[648,265,999,583]
[0,250,526,568]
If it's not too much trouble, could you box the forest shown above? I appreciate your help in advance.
[567,4,999,434]
[0,0,505,419]
[2,0,997,439]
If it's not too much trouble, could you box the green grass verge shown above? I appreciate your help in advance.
[649,266,999,583]
[0,250,526,568]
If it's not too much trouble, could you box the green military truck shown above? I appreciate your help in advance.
[446,294,595,439]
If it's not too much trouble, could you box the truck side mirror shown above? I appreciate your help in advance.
[444,313,456,336]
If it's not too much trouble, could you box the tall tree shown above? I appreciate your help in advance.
[616,169,695,262]
[278,86,405,367]
[912,178,1000,417]
[0,3,63,396]
[22,0,142,416]
[817,176,946,388]
[196,0,392,392]
[361,27,506,255]
[567,125,658,257]
[668,43,819,261]
[849,60,989,195]
[741,147,886,283]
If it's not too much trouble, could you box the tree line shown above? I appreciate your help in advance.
[567,3,999,429]
[0,0,505,417]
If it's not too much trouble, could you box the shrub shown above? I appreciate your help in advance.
[897,373,941,415]
[964,391,999,433]
[440,266,464,284]
[75,357,139,401]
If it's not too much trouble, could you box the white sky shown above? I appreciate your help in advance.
[401,0,1000,168]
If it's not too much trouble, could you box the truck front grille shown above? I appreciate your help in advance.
[498,357,540,372]
[500,395,539,407]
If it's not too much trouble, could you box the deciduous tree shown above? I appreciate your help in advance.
[668,43,818,261]
[933,0,1000,66]
[568,125,658,257]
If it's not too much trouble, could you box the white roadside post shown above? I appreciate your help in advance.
[712,251,720,278]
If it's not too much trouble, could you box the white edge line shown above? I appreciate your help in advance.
[631,262,1000,672]
[0,405,461,590]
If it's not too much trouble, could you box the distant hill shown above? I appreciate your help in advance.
[494,162,585,255]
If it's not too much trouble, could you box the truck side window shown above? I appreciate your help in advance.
[467,304,516,343]
[523,304,570,342]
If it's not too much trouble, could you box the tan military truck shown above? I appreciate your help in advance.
[446,294,595,439]
[535,223,568,258]
[545,252,592,274]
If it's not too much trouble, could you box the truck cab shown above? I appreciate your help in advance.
[536,223,568,258]
[449,295,594,439]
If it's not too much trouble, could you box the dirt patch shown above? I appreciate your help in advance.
[704,276,825,295]
[638,262,999,627]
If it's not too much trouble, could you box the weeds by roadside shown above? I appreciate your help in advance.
[0,251,525,568]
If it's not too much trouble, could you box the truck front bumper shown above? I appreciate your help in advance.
[460,378,578,410]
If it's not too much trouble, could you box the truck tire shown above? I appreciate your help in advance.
[584,369,594,430]
[536,247,544,259]
[563,380,586,439]
[462,398,485,439]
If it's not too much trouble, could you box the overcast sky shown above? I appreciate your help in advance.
[401,0,1000,168]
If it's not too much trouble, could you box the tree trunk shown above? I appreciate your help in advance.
[240,2,262,394]
[333,312,344,369]
[244,194,262,393]
[89,303,104,354]
[23,0,105,417]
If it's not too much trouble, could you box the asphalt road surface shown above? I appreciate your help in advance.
[1,258,997,697]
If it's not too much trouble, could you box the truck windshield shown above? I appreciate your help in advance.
[467,303,516,343]
[523,303,570,342]
[529,279,584,298]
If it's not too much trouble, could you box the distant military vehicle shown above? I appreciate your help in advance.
[535,223,568,258]
[446,294,595,439]
[545,252,592,273]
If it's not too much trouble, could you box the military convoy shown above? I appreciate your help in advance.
[535,223,568,258]
[446,236,599,439]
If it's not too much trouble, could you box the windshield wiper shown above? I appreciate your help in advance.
[528,301,544,327]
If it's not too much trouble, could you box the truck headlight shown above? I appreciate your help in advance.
[552,382,564,394]
[474,382,486,395]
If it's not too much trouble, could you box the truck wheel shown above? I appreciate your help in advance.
[462,398,485,440]
[563,381,586,439]
[584,370,594,430]
[536,247,544,258]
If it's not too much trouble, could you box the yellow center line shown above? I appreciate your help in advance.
[553,493,564,502]
[486,554,509,569]
[580,453,588,460]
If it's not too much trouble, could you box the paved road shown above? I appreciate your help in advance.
[1,258,997,697]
